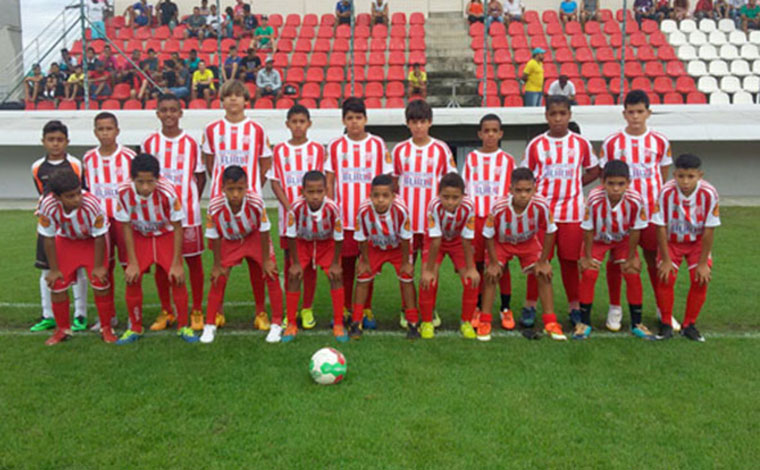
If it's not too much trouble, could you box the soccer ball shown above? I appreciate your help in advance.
[309,347,347,385]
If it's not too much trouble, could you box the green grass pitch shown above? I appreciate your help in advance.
[1,208,759,469]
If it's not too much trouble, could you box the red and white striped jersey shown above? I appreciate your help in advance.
[325,133,392,231]
[285,197,344,242]
[354,199,413,251]
[141,131,206,227]
[392,138,457,233]
[521,131,599,223]
[599,129,672,220]
[202,117,273,198]
[581,186,648,243]
[651,180,721,243]
[37,191,109,240]
[205,191,270,241]
[82,145,136,218]
[267,140,326,234]
[114,178,184,237]
[426,196,476,241]
[483,195,558,245]
[463,149,516,217]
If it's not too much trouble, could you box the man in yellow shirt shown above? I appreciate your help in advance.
[521,47,545,107]
[407,62,427,99]
[192,59,216,106]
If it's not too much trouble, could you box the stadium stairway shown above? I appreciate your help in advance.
[425,13,481,107]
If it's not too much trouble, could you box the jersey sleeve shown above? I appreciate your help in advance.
[650,191,666,226]
[542,204,559,234]
[582,139,600,169]
[399,209,413,241]
[443,144,457,174]
[461,212,476,240]
[632,200,649,231]
[332,210,344,242]
[598,140,609,167]
[482,213,496,239]
[259,206,271,232]
[660,139,673,167]
[265,154,278,181]
[36,210,57,238]
[353,210,367,242]
[169,193,184,223]
[194,140,207,173]
[261,130,273,159]
[324,147,336,173]
[580,204,594,231]
[392,145,402,177]
[201,125,214,155]
[284,209,297,238]
[426,205,442,238]
[204,212,220,239]
[381,139,393,174]
[705,193,721,228]
[91,207,109,238]
[114,192,131,224]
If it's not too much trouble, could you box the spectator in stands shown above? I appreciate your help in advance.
[186,49,200,73]
[234,0,248,23]
[467,0,486,23]
[100,45,119,72]
[82,47,102,71]
[88,0,108,40]
[59,49,77,77]
[137,66,161,101]
[741,0,760,31]
[673,0,690,20]
[243,47,262,81]
[407,62,427,99]
[40,74,60,102]
[655,0,673,21]
[694,0,716,19]
[254,16,275,49]
[192,59,215,106]
[223,46,243,82]
[157,0,178,28]
[487,0,505,23]
[522,48,545,107]
[726,0,745,24]
[185,7,206,39]
[634,0,658,23]
[371,0,389,25]
[255,56,282,100]
[170,60,191,99]
[223,7,236,38]
[337,0,353,25]
[139,49,159,72]
[24,64,44,103]
[89,62,112,98]
[242,4,259,35]
[205,4,223,38]
[581,0,600,22]
[714,0,730,19]
[547,75,576,103]
[199,0,210,16]
[125,0,152,28]
[504,0,525,22]
[560,0,579,23]
[65,64,85,100]
[47,63,66,99]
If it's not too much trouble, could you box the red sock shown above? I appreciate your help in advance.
[94,294,113,330]
[266,274,284,325]
[419,284,436,323]
[154,265,173,313]
[186,255,205,312]
[52,298,71,330]
[542,313,558,325]
[342,257,356,307]
[646,263,659,308]
[684,274,708,326]
[365,281,374,309]
[526,273,539,302]
[606,260,622,305]
[579,268,599,304]
[125,282,144,333]
[405,308,419,324]
[302,266,317,309]
[330,288,345,326]
[205,276,228,325]
[559,259,580,304]
[247,260,267,313]
[623,272,643,305]
[480,310,493,324]
[171,282,189,328]
[461,280,479,323]
[657,272,677,326]
[285,291,300,326]
[499,269,511,295]
[352,302,364,323]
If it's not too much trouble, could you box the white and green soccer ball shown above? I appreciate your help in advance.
[309,347,347,385]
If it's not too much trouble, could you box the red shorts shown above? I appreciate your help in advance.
[411,233,424,253]
[182,226,204,257]
[133,231,178,275]
[659,240,712,272]
[421,236,467,271]
[357,246,414,283]
[493,238,542,272]
[280,232,289,251]
[108,217,127,265]
[50,236,110,293]
[589,238,633,264]
[294,239,335,272]
[219,232,277,268]
[540,222,583,261]
[341,230,360,258]
[639,224,658,252]
[472,216,488,263]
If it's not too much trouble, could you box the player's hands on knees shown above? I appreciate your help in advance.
[288,263,303,282]
[400,261,414,279]
[262,259,278,280]
[463,268,481,289]
[210,264,226,284]
[535,260,552,280]
[91,266,108,285]
[485,262,502,283]
[125,263,141,284]
[622,256,641,274]
[658,259,674,283]
[328,262,342,283]
[45,269,63,288]
[579,256,597,272]
[695,262,711,285]
[169,262,186,285]
[357,259,371,277]
[420,269,437,290]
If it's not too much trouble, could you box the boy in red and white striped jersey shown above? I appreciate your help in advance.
[521,95,600,329]
[268,105,324,331]
[326,98,392,329]
[202,80,273,331]
[142,93,207,333]
[463,114,517,331]
[114,154,198,345]
[653,154,720,342]
[349,174,419,340]
[36,169,117,345]
[599,90,675,332]
[200,166,283,344]
[419,173,480,340]
[577,161,653,341]
[282,171,346,343]
[480,168,563,341]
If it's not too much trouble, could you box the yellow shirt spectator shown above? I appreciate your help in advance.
[192,68,215,90]
[67,72,84,83]
[408,70,427,89]
[523,58,544,93]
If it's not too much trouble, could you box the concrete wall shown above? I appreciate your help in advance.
[0,0,22,101]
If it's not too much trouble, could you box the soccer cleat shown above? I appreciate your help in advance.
[45,328,72,346]
[681,324,705,342]
[349,321,363,340]
[190,310,204,331]
[543,322,568,341]
[300,308,316,329]
[254,311,271,331]
[606,305,623,332]
[333,324,349,343]
[72,316,87,332]
[116,329,142,345]
[420,321,435,339]
[522,329,541,340]
[569,309,582,327]
[362,308,377,330]
[200,324,217,344]
[149,310,176,331]
[30,317,56,332]
[406,322,421,340]
[476,321,492,342]
[399,310,408,329]
[432,310,442,328]
[100,327,118,344]
[631,324,656,340]
[572,322,591,340]
[520,306,536,328]
[470,310,481,329]
[215,312,226,328]
[281,324,298,343]
[460,322,477,339]
[91,316,118,332]
[266,323,283,343]
[657,308,681,332]
[657,323,674,340]
[500,309,515,330]
[178,326,199,343]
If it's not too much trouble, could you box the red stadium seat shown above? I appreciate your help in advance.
[189,99,207,109]
[79,101,99,110]
[492,35,509,50]
[666,61,686,78]
[631,77,653,92]
[322,82,342,99]
[387,97,405,108]
[554,48,574,63]
[570,34,588,49]
[503,94,523,107]
[544,62,558,80]
[111,83,132,101]
[291,52,308,67]
[624,62,644,78]
[299,98,318,108]
[57,100,77,110]
[469,22,484,38]
[200,38,217,53]
[524,11,539,23]
[584,21,601,34]
[686,92,707,104]
[645,61,665,77]
[365,98,383,108]
[575,94,591,105]
[489,22,506,36]
[478,80,498,96]
[273,52,289,68]
[386,81,404,98]
[326,67,344,82]
[276,39,293,53]
[390,38,406,51]
[344,82,364,97]
[609,33,623,48]
[245,83,257,98]
[560,62,580,78]
[410,12,425,24]
[101,99,121,110]
[365,82,384,98]
[587,78,608,94]
[392,12,407,25]
[305,68,324,83]
[310,52,328,67]
[571,78,587,94]
[37,101,56,110]
[581,62,602,78]
[530,22,547,36]
[494,49,512,64]
[163,39,180,54]
[299,26,316,39]
[354,38,368,52]
[500,79,521,96]
[497,64,516,79]
[663,92,684,104]
[595,93,615,105]
[182,38,200,54]
[532,36,550,50]
[657,45,677,61]
[317,26,334,39]
[286,67,304,83]
[372,24,388,38]
[650,31,667,47]
[476,65,495,80]
[508,21,525,35]
[616,46,636,61]
[367,66,384,81]
[596,47,615,62]
[390,25,406,38]
[269,14,283,27]
[513,48,531,63]
[609,78,630,95]
[542,10,559,23]
[575,48,594,63]
[409,37,426,51]
[410,25,425,38]
[629,32,647,48]
[565,21,582,35]
[603,21,621,35]
[589,34,608,48]
[295,39,312,53]
[320,98,339,108]
[511,36,528,49]
[329,53,346,67]
[303,13,318,26]
[676,76,697,93]
[336,24,352,39]
[301,83,320,99]
[369,52,386,66]
[484,95,500,107]
[599,9,613,21]
[357,13,371,26]
[370,38,387,52]
[254,98,274,109]
[602,62,621,78]
[387,66,405,81]
[409,51,425,65]
[355,25,370,38]
[654,77,674,94]
[350,66,366,82]
[333,38,350,53]
[116,28,133,40]
[276,98,295,109]
[637,46,656,61]
[125,39,142,54]
[285,14,301,26]
[135,27,151,40]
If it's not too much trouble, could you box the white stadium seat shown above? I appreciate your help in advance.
[741,44,760,60]
[689,30,707,46]
[698,44,718,60]
[750,31,760,44]
[708,30,727,45]
[720,76,741,93]
[730,59,751,76]
[661,19,678,33]
[709,60,730,77]
[732,91,754,104]
[678,44,697,61]
[719,44,739,60]
[743,75,760,93]
[698,76,718,93]
[709,91,730,104]
[687,60,708,76]
[680,19,697,33]
[754,60,760,74]
[718,18,736,32]
[699,19,717,32]
[669,30,687,46]
[729,30,747,46]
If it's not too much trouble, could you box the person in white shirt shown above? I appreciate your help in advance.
[547,75,577,103]
[88,0,108,40]
[504,0,525,22]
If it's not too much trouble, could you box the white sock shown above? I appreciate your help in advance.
[40,270,53,319]
[73,267,88,318]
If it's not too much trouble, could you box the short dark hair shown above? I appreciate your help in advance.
[49,169,81,196]
[545,94,571,111]
[302,170,326,186]
[342,97,366,118]
[439,172,465,192]
[287,104,310,121]
[405,99,432,122]
[157,92,181,107]
[511,167,535,184]
[602,160,630,179]
[130,153,160,179]
[42,120,68,138]
[624,89,650,109]
[94,111,118,127]
[222,165,247,183]
[371,173,393,188]
[479,113,501,130]
[675,153,702,170]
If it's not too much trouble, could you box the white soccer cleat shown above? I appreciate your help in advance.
[656,307,682,332]
[200,324,217,344]
[606,305,623,332]
[266,323,283,343]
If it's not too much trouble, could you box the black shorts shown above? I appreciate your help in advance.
[35,233,49,270]
[196,84,212,95]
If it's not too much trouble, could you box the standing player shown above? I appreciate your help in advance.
[283,171,346,343]
[419,173,480,339]
[142,93,207,332]
[463,113,516,331]
[37,169,117,345]
[202,80,273,330]
[113,153,197,344]
[326,97,392,329]
[30,120,88,333]
[521,95,600,328]
[268,104,324,330]
[653,154,720,342]
[599,90,676,332]
[82,112,136,331]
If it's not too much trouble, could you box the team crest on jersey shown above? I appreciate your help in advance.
[466,216,475,230]
[173,198,182,211]
[94,215,105,229]
[38,215,51,228]
[653,203,660,214]
[288,212,295,226]
[549,213,554,224]
[639,208,647,221]
[449,157,456,168]
[427,214,435,229]
[262,211,269,223]
[384,151,392,164]
[205,214,215,229]
[404,219,410,231]
[713,205,719,217]
[583,207,591,221]
[335,219,343,233]
[485,215,494,228]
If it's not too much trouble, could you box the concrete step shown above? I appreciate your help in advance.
[426,29,469,40]
[427,94,483,107]
[426,49,474,59]
[425,38,472,50]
